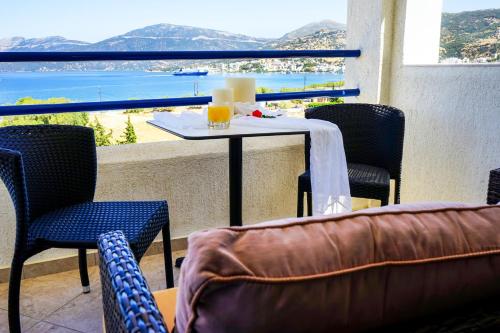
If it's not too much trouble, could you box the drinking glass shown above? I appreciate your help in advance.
[207,102,231,129]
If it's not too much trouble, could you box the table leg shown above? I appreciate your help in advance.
[229,137,243,227]
[176,137,243,269]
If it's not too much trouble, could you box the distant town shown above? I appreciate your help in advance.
[148,58,344,74]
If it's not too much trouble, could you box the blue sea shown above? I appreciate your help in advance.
[0,71,343,105]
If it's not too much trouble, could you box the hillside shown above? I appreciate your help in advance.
[273,30,346,50]
[278,19,346,41]
[440,8,499,62]
[0,36,90,51]
[86,24,268,51]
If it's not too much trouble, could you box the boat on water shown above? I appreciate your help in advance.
[173,69,208,76]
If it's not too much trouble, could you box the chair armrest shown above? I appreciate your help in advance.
[487,168,500,204]
[0,148,27,225]
[98,231,169,333]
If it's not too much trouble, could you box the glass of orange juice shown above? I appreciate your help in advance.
[207,102,231,129]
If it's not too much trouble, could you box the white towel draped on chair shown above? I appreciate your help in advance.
[231,116,352,215]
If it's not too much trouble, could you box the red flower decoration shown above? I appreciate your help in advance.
[252,110,263,118]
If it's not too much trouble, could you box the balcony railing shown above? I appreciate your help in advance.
[0,50,360,116]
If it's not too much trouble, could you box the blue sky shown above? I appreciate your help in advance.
[443,0,499,13]
[0,0,497,42]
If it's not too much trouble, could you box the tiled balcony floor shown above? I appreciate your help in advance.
[0,251,184,333]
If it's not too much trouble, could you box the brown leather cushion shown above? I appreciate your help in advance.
[175,203,500,333]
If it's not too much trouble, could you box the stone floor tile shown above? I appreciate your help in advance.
[0,270,84,320]
[44,289,103,333]
[140,253,182,291]
[0,309,39,333]
[25,321,82,333]
[0,251,181,332]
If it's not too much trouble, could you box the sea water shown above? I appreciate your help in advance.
[0,71,343,105]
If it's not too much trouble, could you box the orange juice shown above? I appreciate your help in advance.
[208,104,231,129]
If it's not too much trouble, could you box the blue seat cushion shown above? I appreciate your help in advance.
[28,201,168,257]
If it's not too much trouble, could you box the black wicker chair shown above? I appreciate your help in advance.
[487,168,500,205]
[297,103,405,216]
[0,125,174,333]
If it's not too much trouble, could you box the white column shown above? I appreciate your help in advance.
[345,0,397,104]
[402,0,443,65]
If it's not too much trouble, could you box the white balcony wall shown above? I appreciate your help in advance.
[346,0,500,203]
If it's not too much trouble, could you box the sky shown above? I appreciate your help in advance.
[442,0,499,13]
[0,0,347,42]
[0,0,497,42]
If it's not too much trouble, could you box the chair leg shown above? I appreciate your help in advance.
[162,225,175,289]
[394,180,401,204]
[8,254,24,333]
[306,192,313,216]
[78,249,90,293]
[297,181,304,218]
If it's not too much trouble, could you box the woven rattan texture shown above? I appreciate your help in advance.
[487,168,500,205]
[0,149,27,240]
[299,163,391,200]
[299,104,404,206]
[305,103,404,179]
[99,231,169,333]
[28,201,168,258]
[0,125,97,221]
[0,125,169,257]
[383,299,500,332]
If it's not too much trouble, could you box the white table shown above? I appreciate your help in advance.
[148,119,309,227]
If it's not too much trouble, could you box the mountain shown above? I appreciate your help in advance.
[0,24,270,71]
[440,9,499,62]
[0,37,24,51]
[278,20,346,41]
[0,21,346,71]
[0,24,268,53]
[273,30,346,50]
[0,20,344,54]
[0,36,90,51]
[86,24,268,51]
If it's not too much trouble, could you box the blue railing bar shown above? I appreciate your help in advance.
[256,89,359,102]
[0,50,361,62]
[0,89,360,116]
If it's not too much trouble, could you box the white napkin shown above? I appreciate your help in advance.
[153,111,206,129]
[234,102,283,117]
[232,116,352,215]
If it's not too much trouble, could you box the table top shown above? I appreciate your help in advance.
[148,119,309,140]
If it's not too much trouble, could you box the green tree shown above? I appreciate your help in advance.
[306,98,344,108]
[302,62,316,72]
[89,117,113,146]
[124,108,144,114]
[119,116,137,144]
[280,87,302,93]
[239,62,264,72]
[306,81,345,89]
[256,87,274,94]
[0,97,89,127]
